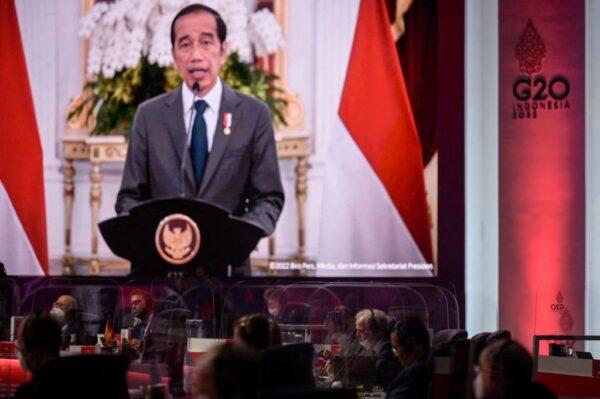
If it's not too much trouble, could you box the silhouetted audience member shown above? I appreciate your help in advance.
[474,339,556,399]
[485,330,511,346]
[0,262,13,341]
[386,317,431,399]
[13,313,61,399]
[0,276,12,341]
[192,342,261,399]
[234,313,281,351]
[470,332,491,366]
[50,295,88,347]
[355,309,400,390]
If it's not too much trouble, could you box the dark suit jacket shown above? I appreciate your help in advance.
[375,340,401,391]
[115,83,284,236]
[385,356,429,399]
[62,318,89,346]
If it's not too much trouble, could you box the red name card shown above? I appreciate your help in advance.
[80,346,96,355]
[0,342,15,359]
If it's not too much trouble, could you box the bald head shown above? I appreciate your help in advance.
[55,295,78,311]
[51,295,78,324]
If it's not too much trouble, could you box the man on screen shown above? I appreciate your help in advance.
[115,4,284,275]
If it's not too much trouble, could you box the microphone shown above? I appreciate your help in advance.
[179,82,201,197]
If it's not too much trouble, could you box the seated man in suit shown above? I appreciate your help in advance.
[123,289,155,356]
[13,313,61,399]
[354,309,400,391]
[50,295,88,347]
[115,3,284,277]
[387,317,431,399]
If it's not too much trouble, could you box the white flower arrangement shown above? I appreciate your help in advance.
[79,0,286,78]
[70,0,289,136]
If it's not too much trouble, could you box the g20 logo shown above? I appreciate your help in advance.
[513,75,570,101]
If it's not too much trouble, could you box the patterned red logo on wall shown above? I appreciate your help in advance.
[511,19,571,119]
[515,19,546,75]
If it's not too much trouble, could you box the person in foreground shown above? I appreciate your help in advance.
[386,317,431,399]
[13,313,61,399]
[474,339,556,399]
[192,342,261,399]
[234,313,281,351]
[115,3,284,276]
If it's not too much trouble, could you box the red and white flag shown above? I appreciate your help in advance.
[318,0,432,276]
[0,0,48,275]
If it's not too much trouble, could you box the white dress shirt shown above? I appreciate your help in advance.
[181,78,223,152]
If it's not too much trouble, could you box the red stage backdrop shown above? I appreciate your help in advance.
[499,0,585,350]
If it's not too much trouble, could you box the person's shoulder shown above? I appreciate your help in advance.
[397,357,428,380]
[138,88,179,113]
[228,86,270,114]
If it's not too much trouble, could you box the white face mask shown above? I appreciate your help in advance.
[50,307,66,324]
[473,372,485,399]
[16,346,29,373]
[268,307,279,317]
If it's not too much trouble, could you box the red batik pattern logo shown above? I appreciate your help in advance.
[515,19,546,75]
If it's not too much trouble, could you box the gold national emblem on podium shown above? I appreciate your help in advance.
[155,214,201,265]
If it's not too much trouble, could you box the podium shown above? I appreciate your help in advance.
[98,198,266,276]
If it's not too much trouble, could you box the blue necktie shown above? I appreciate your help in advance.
[190,100,208,188]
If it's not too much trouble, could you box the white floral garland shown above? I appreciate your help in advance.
[79,0,285,78]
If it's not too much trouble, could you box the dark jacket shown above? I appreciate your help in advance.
[375,340,401,391]
[386,355,429,399]
[12,381,36,399]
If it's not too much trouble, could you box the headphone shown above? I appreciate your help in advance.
[369,309,382,333]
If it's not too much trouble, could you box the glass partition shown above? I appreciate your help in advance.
[3,277,460,397]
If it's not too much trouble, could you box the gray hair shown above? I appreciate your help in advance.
[356,308,389,335]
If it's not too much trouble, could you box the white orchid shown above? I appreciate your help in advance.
[79,0,285,78]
